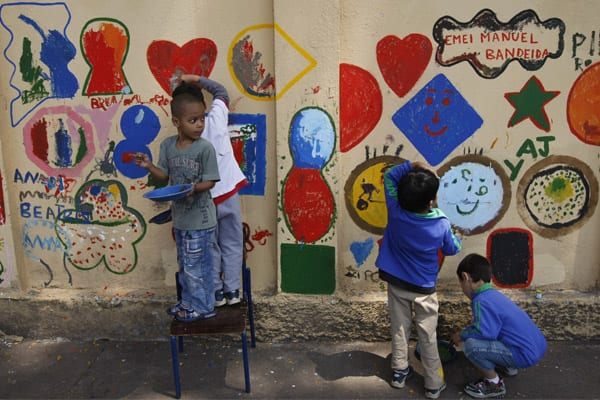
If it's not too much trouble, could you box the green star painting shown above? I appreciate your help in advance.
[505,76,560,132]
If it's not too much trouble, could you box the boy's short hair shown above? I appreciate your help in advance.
[456,253,492,283]
[397,167,439,213]
[170,82,206,117]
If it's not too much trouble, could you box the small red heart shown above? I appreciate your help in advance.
[376,34,432,98]
[147,38,218,94]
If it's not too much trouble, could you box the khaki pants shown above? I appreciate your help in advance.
[388,283,444,389]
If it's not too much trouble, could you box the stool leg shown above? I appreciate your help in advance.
[170,335,181,399]
[241,331,250,393]
[243,266,256,347]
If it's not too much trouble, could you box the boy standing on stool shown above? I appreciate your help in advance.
[137,82,220,322]
[451,253,547,399]
[179,74,247,307]
[376,160,462,399]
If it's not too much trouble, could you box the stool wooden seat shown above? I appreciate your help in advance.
[170,301,248,336]
[169,260,255,398]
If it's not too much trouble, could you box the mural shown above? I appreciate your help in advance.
[344,154,403,235]
[437,155,511,235]
[23,105,95,176]
[339,63,382,153]
[516,155,598,238]
[147,38,217,94]
[392,74,483,166]
[487,228,534,288]
[229,23,316,101]
[228,113,267,196]
[281,107,335,243]
[280,107,336,294]
[81,18,131,96]
[505,76,560,132]
[433,9,565,78]
[280,243,335,294]
[114,104,161,179]
[0,2,599,297]
[0,1,78,126]
[55,180,146,274]
[567,60,600,145]
[376,34,432,98]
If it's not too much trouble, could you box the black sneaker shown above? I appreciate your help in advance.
[464,377,506,398]
[215,290,226,307]
[225,289,240,305]
[390,366,412,388]
[496,365,518,377]
[425,383,446,399]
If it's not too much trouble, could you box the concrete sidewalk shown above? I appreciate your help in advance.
[0,334,598,399]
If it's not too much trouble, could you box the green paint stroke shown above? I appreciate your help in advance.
[281,243,335,294]
[19,37,49,103]
[545,176,573,203]
[74,126,88,165]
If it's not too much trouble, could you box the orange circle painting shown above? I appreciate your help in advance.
[567,61,600,146]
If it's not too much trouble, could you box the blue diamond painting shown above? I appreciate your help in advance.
[392,74,483,166]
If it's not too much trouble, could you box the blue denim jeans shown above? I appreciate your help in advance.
[463,338,517,372]
[212,194,243,294]
[174,227,216,314]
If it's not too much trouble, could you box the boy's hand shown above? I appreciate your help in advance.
[134,152,151,169]
[449,331,463,348]
[452,226,463,240]
[180,74,201,84]
[411,161,438,177]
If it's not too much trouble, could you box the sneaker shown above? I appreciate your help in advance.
[390,366,412,388]
[215,290,226,307]
[166,302,189,316]
[175,308,217,323]
[496,365,518,377]
[425,382,447,399]
[464,377,506,399]
[225,289,240,305]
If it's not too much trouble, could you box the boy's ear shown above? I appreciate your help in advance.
[461,271,471,282]
[172,116,180,128]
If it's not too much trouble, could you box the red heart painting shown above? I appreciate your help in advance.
[147,38,218,94]
[376,34,432,98]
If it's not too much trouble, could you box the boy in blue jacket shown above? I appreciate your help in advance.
[376,160,462,399]
[450,253,547,398]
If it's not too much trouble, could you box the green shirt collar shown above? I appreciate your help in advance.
[473,282,493,295]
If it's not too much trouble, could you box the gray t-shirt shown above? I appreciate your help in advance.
[157,135,220,230]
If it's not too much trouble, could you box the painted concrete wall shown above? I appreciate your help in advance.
[0,0,599,340]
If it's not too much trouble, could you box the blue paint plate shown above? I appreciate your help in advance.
[143,184,194,202]
[415,339,457,364]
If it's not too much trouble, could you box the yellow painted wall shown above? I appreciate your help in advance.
[0,0,598,302]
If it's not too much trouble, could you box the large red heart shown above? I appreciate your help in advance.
[147,38,217,94]
[376,34,432,98]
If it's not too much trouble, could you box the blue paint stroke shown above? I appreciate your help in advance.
[0,2,78,127]
[54,118,72,167]
[228,113,267,196]
[116,105,160,179]
[392,74,483,166]
[289,107,335,169]
[350,237,374,267]
[119,105,161,141]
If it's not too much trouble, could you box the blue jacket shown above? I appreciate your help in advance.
[461,283,547,368]
[376,161,462,291]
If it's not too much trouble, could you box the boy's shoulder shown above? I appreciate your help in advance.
[160,134,178,145]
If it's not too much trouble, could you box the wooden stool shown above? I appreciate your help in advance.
[169,261,255,398]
